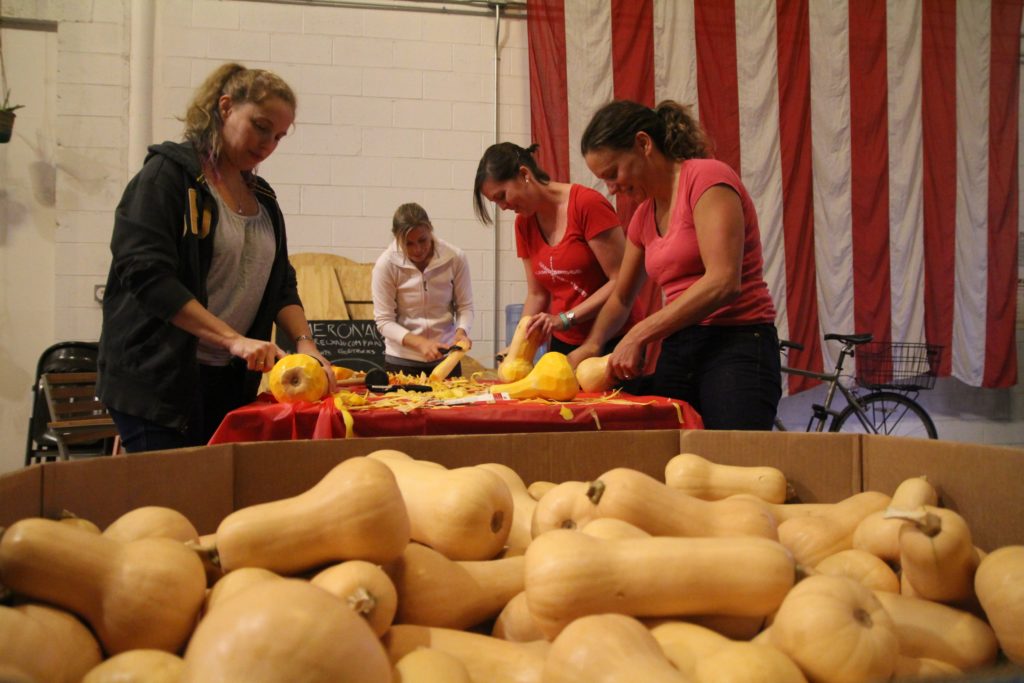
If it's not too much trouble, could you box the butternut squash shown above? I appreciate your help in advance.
[383,624,549,683]
[311,560,398,637]
[0,518,205,655]
[215,456,410,573]
[103,505,200,544]
[81,649,185,683]
[429,339,471,382]
[776,490,891,567]
[756,500,835,524]
[491,351,579,401]
[675,613,767,641]
[665,453,788,504]
[545,613,687,683]
[872,589,998,671]
[649,621,806,683]
[892,655,962,679]
[587,467,778,539]
[974,545,1024,665]
[203,566,280,616]
[575,354,614,393]
[385,542,523,630]
[477,462,537,556]
[367,450,512,560]
[524,529,795,639]
[886,505,979,603]
[814,548,900,593]
[526,480,557,500]
[58,509,100,534]
[0,603,102,683]
[182,579,391,683]
[394,648,472,683]
[694,642,808,683]
[491,591,546,642]
[529,480,594,537]
[852,475,938,562]
[497,315,543,383]
[580,517,650,540]
[268,353,329,403]
[770,574,898,683]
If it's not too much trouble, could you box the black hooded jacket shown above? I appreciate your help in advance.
[97,141,301,431]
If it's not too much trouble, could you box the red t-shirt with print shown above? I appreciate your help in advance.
[516,184,637,345]
[627,158,776,326]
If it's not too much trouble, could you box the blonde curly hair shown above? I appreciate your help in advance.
[183,63,296,177]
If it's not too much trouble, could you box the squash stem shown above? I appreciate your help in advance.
[586,480,606,505]
[883,506,942,537]
[346,586,377,616]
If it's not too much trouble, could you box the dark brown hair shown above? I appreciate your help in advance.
[473,142,551,224]
[580,99,710,161]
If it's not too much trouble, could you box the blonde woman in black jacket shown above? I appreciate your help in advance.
[98,63,333,452]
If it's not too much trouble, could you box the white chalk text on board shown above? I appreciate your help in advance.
[282,320,385,372]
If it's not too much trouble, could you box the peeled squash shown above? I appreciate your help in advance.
[497,316,544,383]
[576,354,615,393]
[268,354,328,403]
[491,352,579,401]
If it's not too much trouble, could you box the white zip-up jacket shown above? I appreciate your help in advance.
[372,236,475,362]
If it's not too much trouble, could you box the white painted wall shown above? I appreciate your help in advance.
[0,24,58,475]
[0,0,1020,474]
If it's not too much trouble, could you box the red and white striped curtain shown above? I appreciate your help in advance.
[527,0,1020,391]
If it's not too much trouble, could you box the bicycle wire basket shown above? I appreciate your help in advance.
[855,342,944,390]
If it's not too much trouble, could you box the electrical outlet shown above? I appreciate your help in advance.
[93,284,105,304]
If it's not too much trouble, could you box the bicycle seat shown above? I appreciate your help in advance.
[824,333,873,345]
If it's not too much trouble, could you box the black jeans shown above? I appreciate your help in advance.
[652,323,781,430]
[110,361,250,452]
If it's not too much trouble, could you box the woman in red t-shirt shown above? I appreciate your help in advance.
[568,100,781,430]
[473,143,639,356]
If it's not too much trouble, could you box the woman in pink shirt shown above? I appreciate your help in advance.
[569,100,781,430]
[474,142,639,357]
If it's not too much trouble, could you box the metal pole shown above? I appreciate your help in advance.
[492,2,502,355]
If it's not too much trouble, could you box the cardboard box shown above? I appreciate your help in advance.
[2,430,1021,551]
[3,430,1024,682]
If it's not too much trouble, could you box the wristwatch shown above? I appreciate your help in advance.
[563,310,576,329]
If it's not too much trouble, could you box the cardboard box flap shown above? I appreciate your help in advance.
[41,446,234,535]
[678,430,861,504]
[0,465,42,526]
[861,435,1024,551]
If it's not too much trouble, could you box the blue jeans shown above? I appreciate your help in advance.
[652,323,781,430]
[110,362,250,453]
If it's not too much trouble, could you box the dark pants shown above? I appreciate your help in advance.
[548,335,621,356]
[110,362,251,453]
[652,323,781,430]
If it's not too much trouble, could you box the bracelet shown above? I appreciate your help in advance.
[294,334,313,344]
[558,312,570,330]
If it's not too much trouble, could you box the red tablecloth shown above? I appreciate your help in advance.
[209,390,702,443]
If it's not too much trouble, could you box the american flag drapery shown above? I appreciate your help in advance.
[527,0,1020,391]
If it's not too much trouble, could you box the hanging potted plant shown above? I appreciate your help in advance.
[0,88,24,143]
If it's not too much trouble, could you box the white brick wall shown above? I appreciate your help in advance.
[0,0,534,368]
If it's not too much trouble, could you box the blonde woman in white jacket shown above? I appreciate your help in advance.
[372,203,475,376]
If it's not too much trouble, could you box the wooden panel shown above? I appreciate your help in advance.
[295,264,349,320]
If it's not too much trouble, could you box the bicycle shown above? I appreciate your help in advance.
[774,333,942,439]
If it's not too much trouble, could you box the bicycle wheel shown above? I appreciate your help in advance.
[830,391,938,439]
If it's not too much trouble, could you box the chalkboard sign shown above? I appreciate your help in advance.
[278,320,385,372]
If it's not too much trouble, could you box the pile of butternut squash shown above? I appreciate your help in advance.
[1,451,1022,682]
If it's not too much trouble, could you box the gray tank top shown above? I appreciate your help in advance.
[197,187,276,366]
